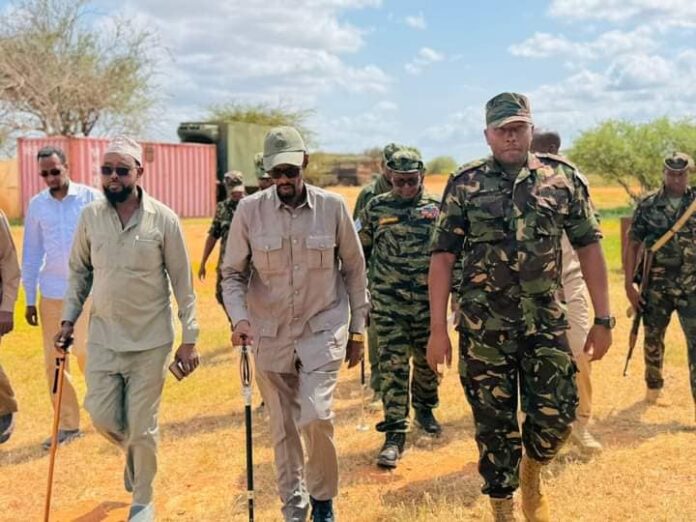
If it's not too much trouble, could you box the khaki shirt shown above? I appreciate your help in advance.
[62,189,199,351]
[0,210,20,313]
[221,184,368,373]
[561,232,589,305]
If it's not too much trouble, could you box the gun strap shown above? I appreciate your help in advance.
[650,197,696,253]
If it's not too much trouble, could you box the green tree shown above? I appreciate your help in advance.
[206,101,316,146]
[426,155,457,175]
[0,0,160,139]
[569,118,696,202]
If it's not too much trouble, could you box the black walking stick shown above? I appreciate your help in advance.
[239,338,254,521]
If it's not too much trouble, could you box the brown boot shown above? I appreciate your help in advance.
[490,497,518,521]
[520,455,550,522]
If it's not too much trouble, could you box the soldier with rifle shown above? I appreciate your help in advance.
[625,152,696,419]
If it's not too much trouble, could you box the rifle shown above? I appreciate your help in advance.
[623,248,653,376]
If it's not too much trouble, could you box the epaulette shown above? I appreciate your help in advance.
[452,158,488,180]
[534,152,578,170]
[636,189,660,207]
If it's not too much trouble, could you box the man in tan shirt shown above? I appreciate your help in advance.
[56,136,200,522]
[532,130,602,453]
[222,126,368,522]
[0,209,21,444]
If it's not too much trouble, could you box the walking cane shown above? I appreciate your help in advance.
[239,338,254,522]
[44,336,73,522]
[356,352,369,432]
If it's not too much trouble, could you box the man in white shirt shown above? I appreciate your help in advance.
[22,146,101,449]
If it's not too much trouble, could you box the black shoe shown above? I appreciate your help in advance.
[376,432,406,469]
[310,497,334,522]
[0,413,15,444]
[415,408,442,436]
[42,429,83,450]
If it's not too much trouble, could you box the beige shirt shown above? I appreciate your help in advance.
[561,233,589,306]
[62,189,199,351]
[0,210,21,313]
[221,184,368,373]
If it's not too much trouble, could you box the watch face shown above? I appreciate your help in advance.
[609,316,616,328]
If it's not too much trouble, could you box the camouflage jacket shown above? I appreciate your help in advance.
[629,185,696,282]
[431,153,601,333]
[357,189,440,310]
[208,198,239,261]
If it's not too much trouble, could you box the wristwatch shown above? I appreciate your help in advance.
[594,316,616,329]
[348,332,365,343]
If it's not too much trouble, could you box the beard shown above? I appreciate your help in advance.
[103,184,134,204]
[276,183,297,204]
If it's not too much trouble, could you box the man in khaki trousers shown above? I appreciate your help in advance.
[532,130,602,453]
[222,126,368,522]
[22,146,101,449]
[0,209,21,444]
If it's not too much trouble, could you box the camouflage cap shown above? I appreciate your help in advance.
[263,126,307,171]
[664,152,694,172]
[485,92,533,128]
[254,152,271,179]
[386,149,424,173]
[223,170,244,186]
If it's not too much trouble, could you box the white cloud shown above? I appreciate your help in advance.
[548,0,696,26]
[404,47,445,75]
[607,54,674,90]
[404,12,427,30]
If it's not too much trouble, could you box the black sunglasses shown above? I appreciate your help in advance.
[269,166,301,180]
[392,177,420,188]
[39,168,62,178]
[100,165,132,177]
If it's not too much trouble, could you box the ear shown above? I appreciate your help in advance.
[136,166,144,179]
[302,153,309,169]
[483,128,491,146]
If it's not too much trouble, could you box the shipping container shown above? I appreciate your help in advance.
[18,137,216,218]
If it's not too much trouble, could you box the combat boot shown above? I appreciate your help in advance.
[414,408,442,436]
[490,497,518,522]
[520,455,550,522]
[310,497,334,522]
[376,432,406,469]
[569,424,603,454]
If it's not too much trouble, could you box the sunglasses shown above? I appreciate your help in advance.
[100,165,133,177]
[269,166,301,180]
[39,168,62,178]
[392,177,421,188]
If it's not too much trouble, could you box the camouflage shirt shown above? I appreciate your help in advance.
[358,190,440,310]
[629,186,696,281]
[431,153,601,333]
[208,198,239,261]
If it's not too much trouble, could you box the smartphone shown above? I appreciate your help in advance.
[168,359,186,381]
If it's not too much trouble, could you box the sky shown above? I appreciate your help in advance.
[4,0,696,162]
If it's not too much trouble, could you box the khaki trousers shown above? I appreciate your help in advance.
[84,343,170,505]
[39,298,88,431]
[256,355,341,522]
[565,278,593,425]
[0,337,18,415]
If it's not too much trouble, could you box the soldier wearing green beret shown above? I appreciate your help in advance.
[625,152,696,420]
[428,92,613,521]
[357,149,443,469]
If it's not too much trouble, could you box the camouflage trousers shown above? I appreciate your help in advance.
[372,311,440,433]
[643,283,696,400]
[366,322,381,394]
[459,328,577,498]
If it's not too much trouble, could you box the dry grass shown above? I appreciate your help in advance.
[1,182,694,521]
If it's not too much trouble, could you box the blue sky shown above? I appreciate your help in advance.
[4,0,696,162]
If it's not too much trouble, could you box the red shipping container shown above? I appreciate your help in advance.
[18,136,216,218]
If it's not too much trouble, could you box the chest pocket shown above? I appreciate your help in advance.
[131,234,162,270]
[466,194,507,243]
[251,235,284,273]
[306,235,335,269]
[91,234,111,269]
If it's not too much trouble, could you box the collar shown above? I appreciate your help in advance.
[654,185,693,207]
[138,187,157,214]
[272,183,314,210]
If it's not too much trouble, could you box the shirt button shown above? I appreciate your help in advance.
[294,265,299,270]
[294,290,299,296]
[292,214,297,219]
[292,239,298,245]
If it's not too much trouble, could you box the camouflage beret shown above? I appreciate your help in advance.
[254,152,271,179]
[386,150,424,173]
[485,92,532,128]
[664,152,694,172]
[223,170,244,186]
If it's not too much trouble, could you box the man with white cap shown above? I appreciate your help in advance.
[56,136,200,521]
[221,126,368,522]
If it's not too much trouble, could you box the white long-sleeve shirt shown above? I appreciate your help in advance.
[22,182,102,305]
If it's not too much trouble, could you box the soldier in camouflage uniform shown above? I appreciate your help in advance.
[357,149,443,469]
[625,152,696,419]
[198,171,246,314]
[428,93,613,521]
[353,143,415,409]
[255,152,274,191]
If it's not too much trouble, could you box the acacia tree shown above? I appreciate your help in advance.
[0,0,160,140]
[569,118,696,202]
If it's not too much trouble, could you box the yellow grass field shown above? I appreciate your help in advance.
[1,180,694,521]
